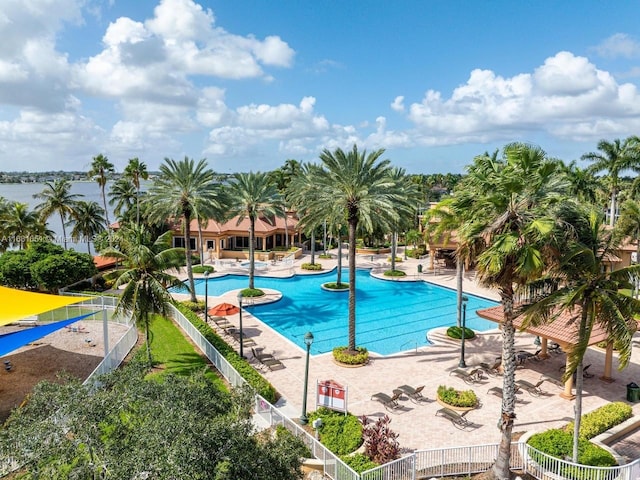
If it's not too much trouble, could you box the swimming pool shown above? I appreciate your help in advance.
[240,261,267,268]
[182,269,498,356]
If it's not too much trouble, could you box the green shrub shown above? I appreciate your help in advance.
[565,402,632,440]
[386,257,402,263]
[333,346,369,365]
[528,429,617,468]
[274,425,312,458]
[319,253,333,259]
[446,326,476,340]
[436,386,477,408]
[383,270,406,277]
[301,262,323,271]
[340,453,378,473]
[173,302,277,403]
[181,300,204,312]
[240,288,264,297]
[307,408,363,455]
[323,282,349,290]
[192,265,214,274]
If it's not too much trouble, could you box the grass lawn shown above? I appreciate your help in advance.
[146,314,227,391]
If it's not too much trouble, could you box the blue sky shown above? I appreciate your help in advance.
[1,0,640,174]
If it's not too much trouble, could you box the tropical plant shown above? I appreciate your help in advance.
[360,414,400,465]
[227,171,282,291]
[2,202,51,250]
[615,199,640,296]
[581,136,640,226]
[101,225,186,365]
[109,177,137,223]
[88,153,115,231]
[123,157,149,225]
[388,167,420,273]
[68,200,106,254]
[455,143,568,479]
[521,206,640,462]
[294,145,410,354]
[145,157,224,303]
[33,179,82,250]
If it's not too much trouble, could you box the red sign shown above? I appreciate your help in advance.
[317,379,347,413]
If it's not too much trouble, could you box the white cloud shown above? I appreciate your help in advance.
[592,33,640,59]
[404,51,640,145]
[391,96,405,112]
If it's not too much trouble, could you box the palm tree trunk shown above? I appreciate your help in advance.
[197,219,204,265]
[348,219,357,352]
[101,183,110,231]
[145,320,152,367]
[283,203,289,249]
[249,217,256,290]
[456,260,463,327]
[337,235,343,285]
[310,230,316,264]
[492,290,516,480]
[59,212,68,250]
[87,239,91,255]
[136,185,140,225]
[391,231,397,271]
[609,190,616,227]
[184,214,197,303]
[573,360,584,462]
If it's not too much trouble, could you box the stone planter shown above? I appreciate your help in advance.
[436,396,477,412]
[321,283,349,292]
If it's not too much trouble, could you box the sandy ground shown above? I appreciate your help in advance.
[0,320,130,423]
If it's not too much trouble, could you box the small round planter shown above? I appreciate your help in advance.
[332,358,369,368]
[321,282,350,292]
[436,397,477,412]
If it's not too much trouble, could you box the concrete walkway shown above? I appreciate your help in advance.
[189,247,640,456]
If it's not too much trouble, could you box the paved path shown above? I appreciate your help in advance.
[190,248,640,455]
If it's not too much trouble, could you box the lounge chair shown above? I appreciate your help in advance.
[479,358,502,377]
[449,368,484,385]
[209,315,233,329]
[435,407,471,429]
[487,386,521,398]
[395,384,427,403]
[515,379,546,397]
[515,350,541,366]
[371,391,401,411]
[251,348,284,370]
[549,342,563,354]
[559,364,594,379]
[230,331,256,347]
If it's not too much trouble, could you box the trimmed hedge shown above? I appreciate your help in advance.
[437,385,477,408]
[340,453,379,473]
[301,262,323,271]
[192,265,214,274]
[174,302,277,404]
[528,429,617,467]
[383,270,406,277]
[333,346,369,365]
[565,402,633,440]
[240,288,265,297]
[446,326,476,340]
[308,407,363,455]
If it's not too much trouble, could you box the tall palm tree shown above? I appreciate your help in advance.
[33,179,82,250]
[2,202,51,250]
[89,154,115,231]
[522,206,639,462]
[68,200,106,254]
[102,225,186,366]
[387,167,420,273]
[109,177,137,224]
[614,199,640,297]
[227,172,282,290]
[300,145,407,353]
[457,143,568,479]
[124,157,149,225]
[145,157,223,303]
[582,136,640,226]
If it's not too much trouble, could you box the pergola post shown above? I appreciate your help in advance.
[539,337,549,359]
[600,341,615,383]
[560,352,575,400]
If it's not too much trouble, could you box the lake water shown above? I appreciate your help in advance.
[0,182,115,252]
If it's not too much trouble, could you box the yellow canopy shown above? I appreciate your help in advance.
[0,287,92,326]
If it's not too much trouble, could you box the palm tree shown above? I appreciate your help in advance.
[227,172,282,291]
[615,199,640,297]
[145,157,223,303]
[33,179,82,250]
[387,167,420,273]
[124,157,149,225]
[88,154,115,231]
[109,177,137,224]
[582,136,640,226]
[456,143,568,479]
[68,201,106,254]
[522,206,639,462]
[2,202,51,250]
[102,225,186,366]
[301,145,407,353]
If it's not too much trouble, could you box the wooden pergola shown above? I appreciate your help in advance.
[476,305,617,400]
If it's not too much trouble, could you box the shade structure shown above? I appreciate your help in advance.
[208,302,240,317]
[0,311,97,357]
[0,286,92,326]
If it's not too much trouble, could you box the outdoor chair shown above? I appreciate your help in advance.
[251,348,284,370]
[559,364,594,379]
[210,316,233,329]
[435,407,471,429]
[371,391,401,411]
[539,374,564,388]
[449,368,484,385]
[230,331,256,347]
[515,350,541,366]
[395,384,427,403]
[548,342,563,354]
[4,360,12,372]
[515,379,546,397]
[479,358,502,377]
[487,386,521,398]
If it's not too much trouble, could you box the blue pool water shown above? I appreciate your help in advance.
[182,269,498,356]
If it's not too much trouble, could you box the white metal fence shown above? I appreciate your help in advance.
[82,323,138,385]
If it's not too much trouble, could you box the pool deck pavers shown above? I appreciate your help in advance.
[189,249,640,457]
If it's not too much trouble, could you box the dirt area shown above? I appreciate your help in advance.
[0,320,130,423]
